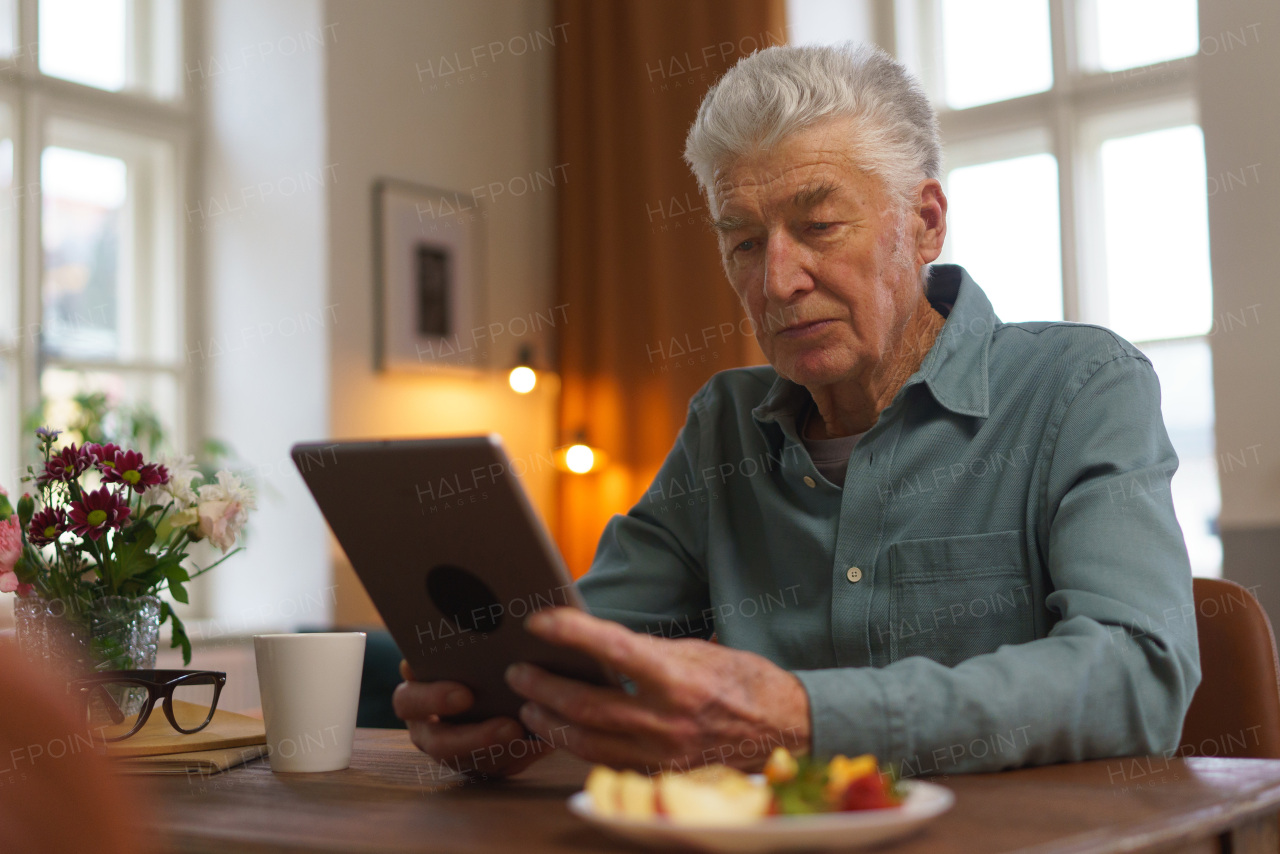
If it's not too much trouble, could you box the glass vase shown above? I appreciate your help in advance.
[13,594,163,689]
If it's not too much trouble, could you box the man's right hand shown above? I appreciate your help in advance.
[391,660,549,779]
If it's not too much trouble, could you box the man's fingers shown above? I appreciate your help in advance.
[398,659,415,682]
[392,680,474,721]
[525,608,675,690]
[406,715,534,769]
[505,662,673,737]
[518,702,672,772]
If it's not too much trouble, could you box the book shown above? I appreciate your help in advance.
[118,742,270,776]
[104,702,267,759]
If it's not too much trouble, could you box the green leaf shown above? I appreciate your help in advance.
[120,520,158,549]
[161,603,193,666]
[163,563,190,584]
[168,580,189,604]
[111,533,158,583]
[0,492,12,520]
[112,519,157,574]
[121,568,165,596]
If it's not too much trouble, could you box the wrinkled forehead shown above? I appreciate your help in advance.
[709,155,886,222]
[705,117,877,215]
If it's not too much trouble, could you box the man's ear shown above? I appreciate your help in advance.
[914,179,947,266]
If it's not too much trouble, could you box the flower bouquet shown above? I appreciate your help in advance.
[0,427,256,668]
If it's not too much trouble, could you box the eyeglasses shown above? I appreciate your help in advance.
[68,670,227,742]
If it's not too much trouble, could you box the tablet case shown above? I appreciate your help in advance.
[292,436,616,723]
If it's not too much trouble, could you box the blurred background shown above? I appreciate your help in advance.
[0,0,1275,704]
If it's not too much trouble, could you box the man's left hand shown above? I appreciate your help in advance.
[506,608,810,772]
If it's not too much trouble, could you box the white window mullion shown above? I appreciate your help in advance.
[1048,0,1080,323]
[17,89,41,452]
[1052,104,1082,323]
[15,0,35,77]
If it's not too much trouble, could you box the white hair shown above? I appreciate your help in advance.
[684,42,942,214]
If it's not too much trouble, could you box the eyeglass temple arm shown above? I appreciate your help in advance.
[86,684,128,725]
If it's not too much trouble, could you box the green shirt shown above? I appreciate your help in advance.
[576,264,1200,775]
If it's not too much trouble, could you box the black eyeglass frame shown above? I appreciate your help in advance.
[68,669,227,742]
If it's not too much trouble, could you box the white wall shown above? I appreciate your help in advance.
[1198,0,1280,619]
[196,0,333,633]
[1200,0,1279,529]
[324,0,559,625]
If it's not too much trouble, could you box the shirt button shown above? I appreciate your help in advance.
[846,566,863,584]
[803,476,816,488]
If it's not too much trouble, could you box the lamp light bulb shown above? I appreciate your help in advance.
[565,443,595,474]
[508,366,537,393]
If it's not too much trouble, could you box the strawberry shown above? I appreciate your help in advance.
[838,771,902,811]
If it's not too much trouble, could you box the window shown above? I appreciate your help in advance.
[788,0,1220,576]
[38,0,181,99]
[1,2,192,589]
[938,0,1053,109]
[0,102,17,490]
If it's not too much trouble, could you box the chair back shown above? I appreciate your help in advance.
[1177,577,1280,759]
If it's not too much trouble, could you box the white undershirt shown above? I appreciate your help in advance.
[800,403,864,488]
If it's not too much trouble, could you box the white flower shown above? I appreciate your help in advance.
[143,453,200,508]
[197,470,257,515]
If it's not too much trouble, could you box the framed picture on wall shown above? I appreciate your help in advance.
[374,179,486,371]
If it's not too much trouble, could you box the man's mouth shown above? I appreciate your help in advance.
[777,319,835,338]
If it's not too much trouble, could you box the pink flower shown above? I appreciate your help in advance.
[68,486,132,540]
[0,487,30,596]
[196,499,243,552]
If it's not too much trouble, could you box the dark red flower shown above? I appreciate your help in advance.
[27,508,67,547]
[100,450,168,493]
[68,487,131,540]
[38,444,93,485]
[144,463,171,487]
[84,443,122,466]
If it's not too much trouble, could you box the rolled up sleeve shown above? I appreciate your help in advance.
[576,395,714,640]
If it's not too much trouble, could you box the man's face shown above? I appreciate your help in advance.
[712,118,940,388]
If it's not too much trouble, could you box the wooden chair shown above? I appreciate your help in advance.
[1177,577,1280,759]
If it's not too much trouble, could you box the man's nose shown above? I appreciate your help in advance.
[762,232,813,303]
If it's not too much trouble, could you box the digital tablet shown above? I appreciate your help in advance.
[291,435,618,723]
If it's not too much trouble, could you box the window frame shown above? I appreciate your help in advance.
[899,0,1200,334]
[2,0,199,556]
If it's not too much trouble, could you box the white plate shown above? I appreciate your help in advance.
[567,779,954,853]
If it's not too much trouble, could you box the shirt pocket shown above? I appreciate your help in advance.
[886,530,1034,667]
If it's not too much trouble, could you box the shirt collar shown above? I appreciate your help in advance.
[752,264,996,428]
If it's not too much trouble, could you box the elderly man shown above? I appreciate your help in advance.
[394,43,1199,778]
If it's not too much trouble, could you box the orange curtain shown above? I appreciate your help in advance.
[554,0,787,576]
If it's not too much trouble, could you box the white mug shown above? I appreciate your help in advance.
[253,632,366,773]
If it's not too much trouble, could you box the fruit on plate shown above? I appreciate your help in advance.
[767,748,905,815]
[658,765,773,825]
[585,764,770,825]
[585,767,658,819]
[583,749,904,824]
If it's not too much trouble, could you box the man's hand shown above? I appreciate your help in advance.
[506,608,810,772]
[392,660,550,779]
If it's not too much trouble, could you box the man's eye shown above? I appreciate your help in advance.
[810,222,832,232]
[734,238,757,253]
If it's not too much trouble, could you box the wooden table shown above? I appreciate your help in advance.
[148,729,1280,853]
